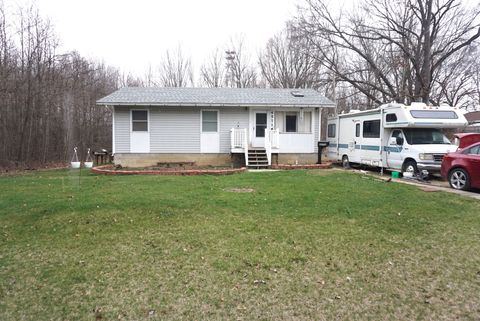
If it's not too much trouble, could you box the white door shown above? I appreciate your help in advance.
[386,129,404,169]
[200,110,220,153]
[350,121,361,162]
[252,111,269,147]
[130,110,150,153]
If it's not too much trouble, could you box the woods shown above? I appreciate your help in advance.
[0,4,119,168]
[1,0,479,167]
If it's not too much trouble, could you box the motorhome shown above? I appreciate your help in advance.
[326,102,468,173]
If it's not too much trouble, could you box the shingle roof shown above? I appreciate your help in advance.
[97,87,335,108]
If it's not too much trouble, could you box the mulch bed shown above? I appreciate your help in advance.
[91,165,247,176]
[271,162,332,170]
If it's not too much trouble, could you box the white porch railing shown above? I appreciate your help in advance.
[265,129,280,166]
[231,128,280,167]
[230,128,247,149]
[231,128,249,166]
[269,129,280,149]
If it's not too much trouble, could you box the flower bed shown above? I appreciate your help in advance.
[91,165,247,176]
[271,162,332,170]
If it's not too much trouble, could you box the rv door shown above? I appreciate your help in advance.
[386,129,404,169]
[349,121,361,162]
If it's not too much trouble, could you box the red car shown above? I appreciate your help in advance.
[441,142,480,191]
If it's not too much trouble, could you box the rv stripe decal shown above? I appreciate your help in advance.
[384,146,403,153]
[361,145,380,151]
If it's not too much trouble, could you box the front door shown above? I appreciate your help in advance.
[252,111,268,147]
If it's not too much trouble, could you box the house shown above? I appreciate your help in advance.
[464,111,480,133]
[96,87,335,167]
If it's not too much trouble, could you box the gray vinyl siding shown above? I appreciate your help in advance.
[150,107,200,153]
[114,106,130,153]
[219,107,249,153]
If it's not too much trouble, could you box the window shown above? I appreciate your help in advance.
[410,110,458,119]
[386,113,397,122]
[403,128,451,145]
[355,123,360,137]
[391,130,404,145]
[202,110,218,132]
[465,145,480,155]
[285,113,297,132]
[327,124,336,138]
[132,110,148,131]
[363,120,380,138]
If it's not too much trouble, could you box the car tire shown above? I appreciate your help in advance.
[448,168,471,191]
[402,160,418,174]
[342,155,350,169]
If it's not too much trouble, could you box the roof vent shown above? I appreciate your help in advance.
[291,90,304,97]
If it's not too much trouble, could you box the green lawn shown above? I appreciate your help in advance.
[1,169,479,320]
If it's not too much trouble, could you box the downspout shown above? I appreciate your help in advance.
[111,105,115,155]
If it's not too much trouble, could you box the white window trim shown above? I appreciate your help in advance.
[283,111,312,134]
[200,109,220,133]
[130,109,149,133]
[285,112,298,133]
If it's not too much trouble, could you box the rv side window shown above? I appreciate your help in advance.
[410,110,458,119]
[363,120,380,138]
[355,123,360,137]
[386,113,397,122]
[327,124,336,138]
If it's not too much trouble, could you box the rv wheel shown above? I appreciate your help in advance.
[342,156,350,169]
[403,160,418,174]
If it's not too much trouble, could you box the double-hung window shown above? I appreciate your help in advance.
[285,113,297,132]
[132,110,148,131]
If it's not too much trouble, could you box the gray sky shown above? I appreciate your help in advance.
[8,0,303,77]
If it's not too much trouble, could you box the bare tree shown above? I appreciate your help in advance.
[259,23,323,88]
[199,49,225,87]
[159,46,193,87]
[297,0,480,107]
[224,37,257,88]
[0,3,119,169]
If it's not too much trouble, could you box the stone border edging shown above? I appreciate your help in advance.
[91,165,247,176]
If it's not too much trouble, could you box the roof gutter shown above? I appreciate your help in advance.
[96,102,336,108]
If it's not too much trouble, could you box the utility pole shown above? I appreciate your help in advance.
[225,50,236,88]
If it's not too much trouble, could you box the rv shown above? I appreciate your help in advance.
[326,102,468,173]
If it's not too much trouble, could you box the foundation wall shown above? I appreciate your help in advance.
[114,153,323,167]
[114,153,233,167]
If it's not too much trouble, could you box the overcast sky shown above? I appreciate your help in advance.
[6,0,304,77]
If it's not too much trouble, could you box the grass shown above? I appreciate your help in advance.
[0,169,479,320]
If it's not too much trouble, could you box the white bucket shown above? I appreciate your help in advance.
[84,162,93,168]
[71,161,81,169]
[403,172,413,178]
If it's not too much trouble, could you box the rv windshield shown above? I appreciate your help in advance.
[403,128,451,145]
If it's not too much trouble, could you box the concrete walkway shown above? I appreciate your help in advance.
[342,168,480,201]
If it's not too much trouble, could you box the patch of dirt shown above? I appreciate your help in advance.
[418,186,441,192]
[223,187,255,193]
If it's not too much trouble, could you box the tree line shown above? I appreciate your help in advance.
[1,0,479,167]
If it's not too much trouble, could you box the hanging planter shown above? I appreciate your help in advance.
[71,147,80,168]
[84,148,93,168]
